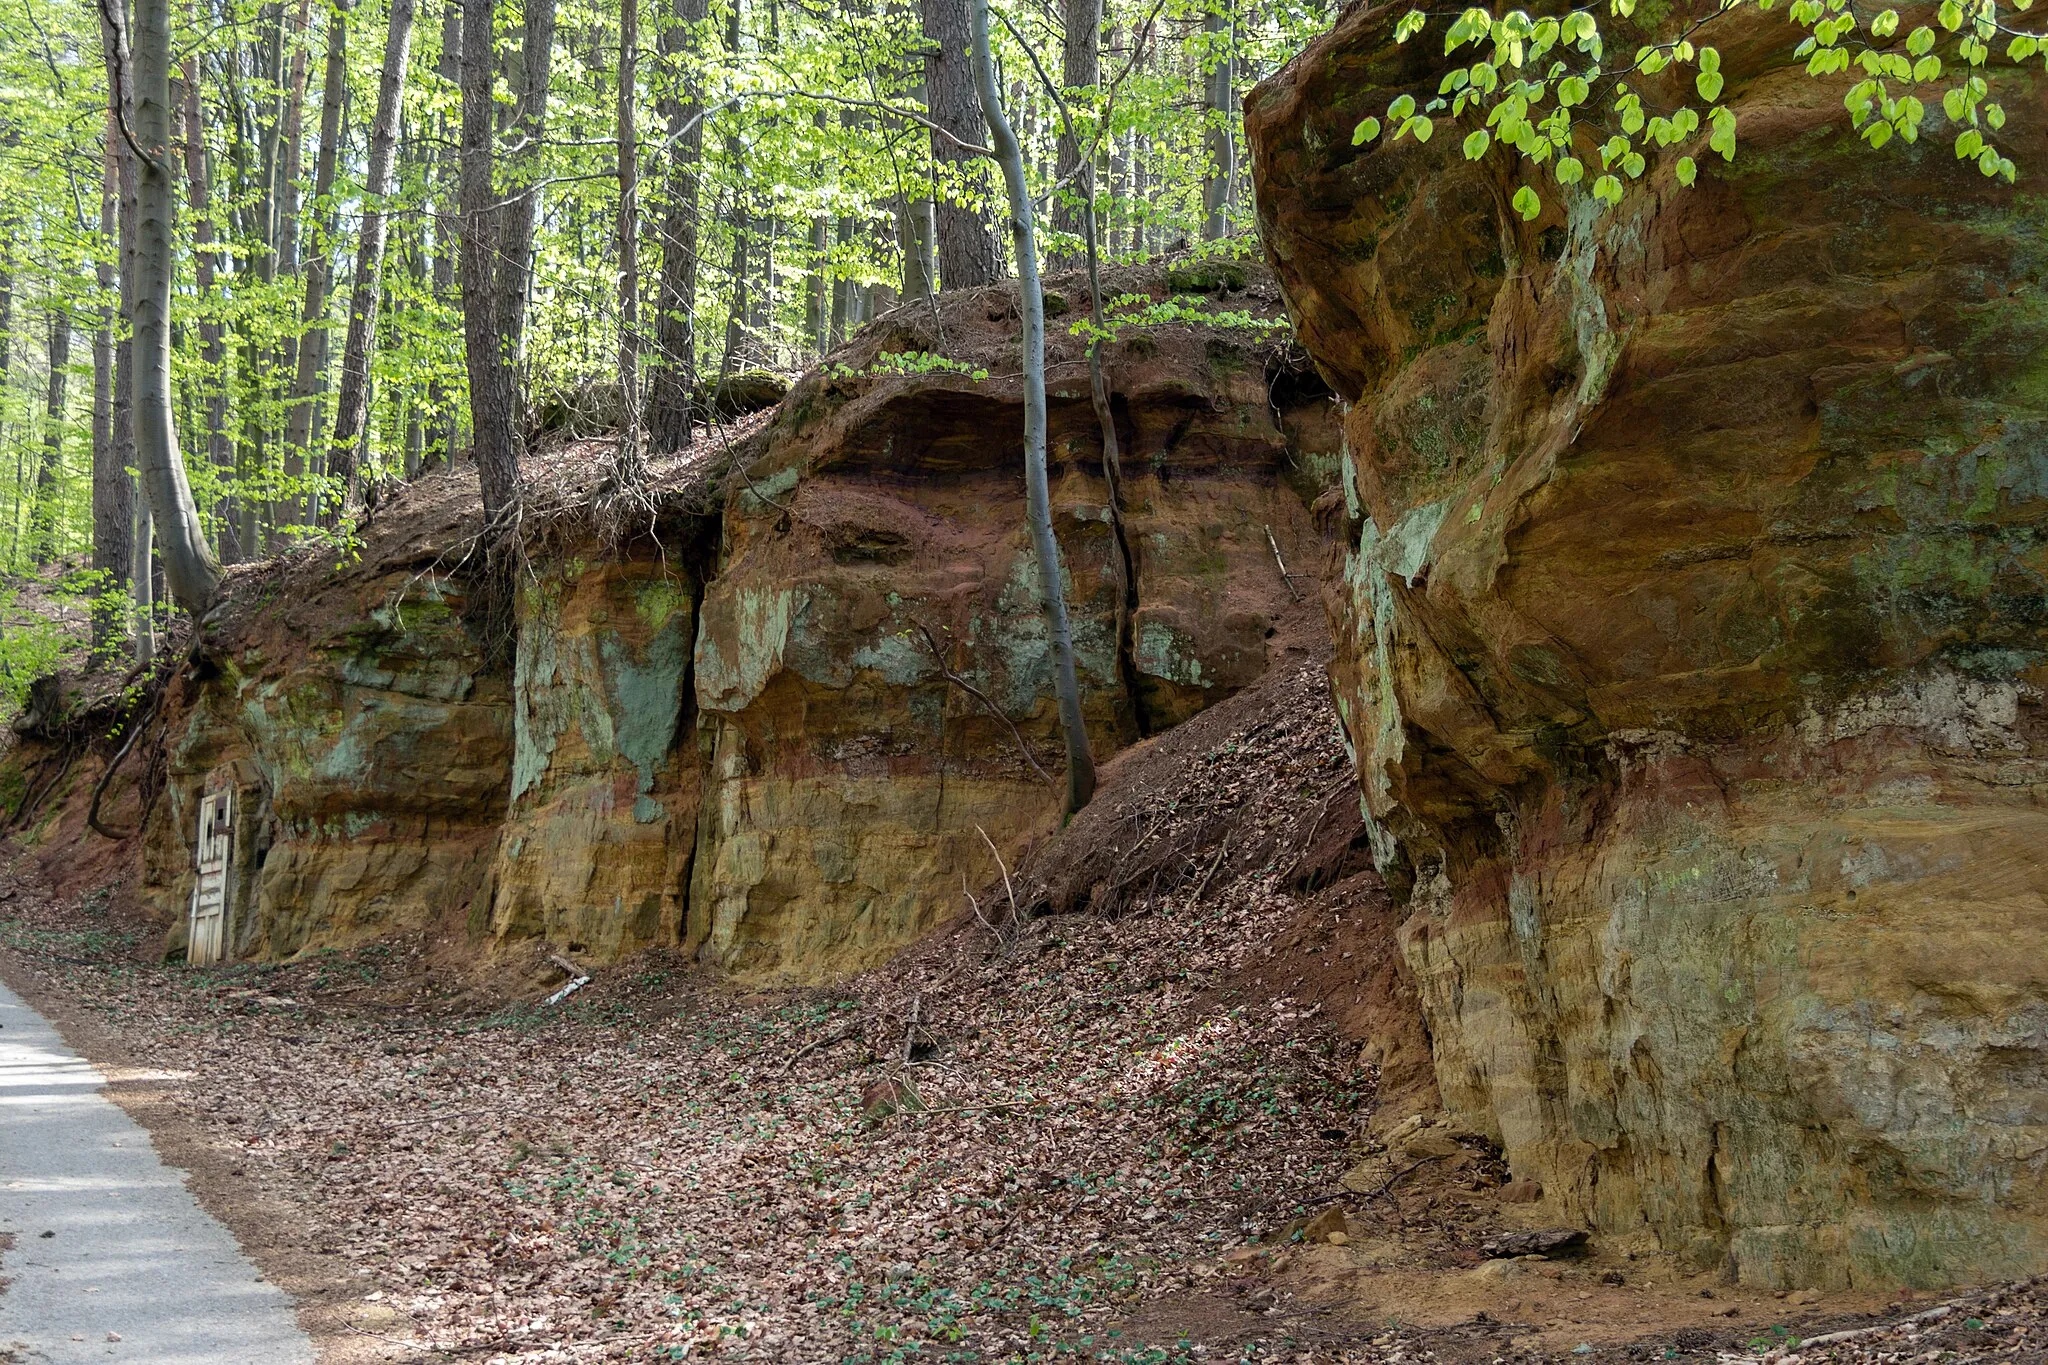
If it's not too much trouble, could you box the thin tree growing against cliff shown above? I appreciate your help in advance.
[968,0,1097,814]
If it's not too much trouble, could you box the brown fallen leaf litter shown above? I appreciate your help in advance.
[6,652,2048,1363]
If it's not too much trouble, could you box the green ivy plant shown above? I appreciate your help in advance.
[1351,0,2047,222]
[1071,292,1292,347]
[828,351,992,383]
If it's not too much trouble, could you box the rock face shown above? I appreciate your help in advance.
[1248,5,2048,1290]
[490,556,699,960]
[132,263,1341,981]
[148,568,510,959]
[687,280,1334,976]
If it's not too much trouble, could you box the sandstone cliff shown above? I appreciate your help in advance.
[1248,4,2048,1291]
[114,263,1339,981]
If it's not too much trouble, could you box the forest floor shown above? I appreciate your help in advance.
[4,628,2047,1363]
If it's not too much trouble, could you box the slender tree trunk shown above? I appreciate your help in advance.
[280,1,347,529]
[807,215,830,353]
[719,202,751,386]
[0,263,11,469]
[326,0,418,509]
[1129,127,1145,256]
[751,213,776,361]
[492,0,557,385]
[91,138,133,661]
[180,41,238,561]
[1049,0,1096,269]
[1,256,16,573]
[968,0,1094,814]
[645,0,706,451]
[247,0,308,552]
[611,0,646,486]
[922,0,997,289]
[106,38,143,592]
[426,0,461,465]
[32,307,72,568]
[127,0,223,610]
[1200,6,1233,241]
[806,109,829,354]
[896,6,936,304]
[277,0,313,271]
[131,499,153,665]
[716,0,750,382]
[900,195,934,302]
[830,215,852,345]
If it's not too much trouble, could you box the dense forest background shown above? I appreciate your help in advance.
[0,0,1331,642]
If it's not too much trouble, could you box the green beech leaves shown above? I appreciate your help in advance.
[1356,0,2038,228]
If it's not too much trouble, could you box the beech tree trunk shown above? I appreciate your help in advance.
[806,108,829,353]
[180,42,238,561]
[922,0,996,290]
[1201,7,1233,241]
[645,0,706,451]
[31,306,72,568]
[719,201,751,385]
[91,137,133,660]
[281,1,348,528]
[103,20,143,594]
[326,0,419,508]
[426,0,461,465]
[716,0,750,383]
[492,0,557,380]
[274,0,313,284]
[458,0,514,524]
[1049,0,1097,269]
[611,0,645,485]
[129,0,223,610]
[968,0,1095,814]
[898,8,936,303]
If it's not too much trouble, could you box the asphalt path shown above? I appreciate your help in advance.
[0,977,314,1363]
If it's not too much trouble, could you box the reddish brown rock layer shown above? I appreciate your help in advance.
[1248,3,2048,1290]
[109,263,1342,982]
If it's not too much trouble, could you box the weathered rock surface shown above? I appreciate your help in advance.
[147,564,509,958]
[1249,3,2048,1290]
[686,275,1336,975]
[490,556,699,960]
[120,263,1340,981]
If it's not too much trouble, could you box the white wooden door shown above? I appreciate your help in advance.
[189,790,233,966]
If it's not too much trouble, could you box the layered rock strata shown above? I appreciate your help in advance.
[1248,3,2048,1289]
[136,265,1342,979]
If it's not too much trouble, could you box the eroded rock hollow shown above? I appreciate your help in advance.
[140,267,1340,981]
[1248,3,2048,1290]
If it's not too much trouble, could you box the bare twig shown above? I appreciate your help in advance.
[913,622,1055,790]
[1191,829,1234,903]
[1266,524,1301,601]
[963,874,1004,943]
[1367,1153,1450,1203]
[780,1024,864,1074]
[975,824,1018,925]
